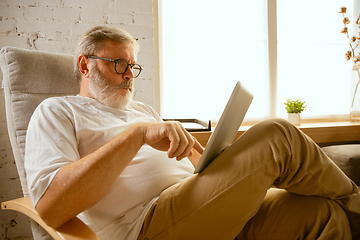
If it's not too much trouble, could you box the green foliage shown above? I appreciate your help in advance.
[284,99,307,113]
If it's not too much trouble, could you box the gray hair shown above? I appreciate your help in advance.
[73,25,139,82]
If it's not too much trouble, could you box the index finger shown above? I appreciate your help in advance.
[192,137,204,154]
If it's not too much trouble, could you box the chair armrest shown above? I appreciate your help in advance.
[2,197,100,240]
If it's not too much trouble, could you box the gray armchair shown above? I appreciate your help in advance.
[0,46,99,240]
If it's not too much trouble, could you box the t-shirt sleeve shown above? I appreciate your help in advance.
[25,98,80,207]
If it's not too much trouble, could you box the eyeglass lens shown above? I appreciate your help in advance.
[116,59,141,77]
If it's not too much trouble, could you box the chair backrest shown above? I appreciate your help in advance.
[0,46,79,239]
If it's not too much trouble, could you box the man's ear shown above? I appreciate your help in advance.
[78,55,90,78]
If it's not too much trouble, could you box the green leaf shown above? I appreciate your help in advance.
[284,99,307,113]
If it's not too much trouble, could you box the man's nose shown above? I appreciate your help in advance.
[122,66,135,80]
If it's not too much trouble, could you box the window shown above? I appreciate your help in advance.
[156,0,356,122]
[276,0,354,118]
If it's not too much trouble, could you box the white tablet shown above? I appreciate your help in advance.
[194,81,253,173]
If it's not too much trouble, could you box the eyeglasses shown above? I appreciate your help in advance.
[86,55,142,78]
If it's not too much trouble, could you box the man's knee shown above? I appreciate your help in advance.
[250,118,298,147]
[255,118,295,132]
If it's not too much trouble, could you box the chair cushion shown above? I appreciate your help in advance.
[321,144,360,186]
[0,46,79,195]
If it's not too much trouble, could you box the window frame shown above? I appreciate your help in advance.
[153,0,358,123]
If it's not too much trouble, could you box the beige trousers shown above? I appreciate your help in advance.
[138,119,360,240]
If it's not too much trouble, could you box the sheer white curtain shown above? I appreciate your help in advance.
[160,0,354,121]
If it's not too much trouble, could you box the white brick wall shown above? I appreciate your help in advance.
[0,0,155,239]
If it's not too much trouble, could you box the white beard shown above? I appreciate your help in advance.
[88,64,134,110]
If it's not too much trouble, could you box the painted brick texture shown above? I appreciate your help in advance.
[0,0,155,239]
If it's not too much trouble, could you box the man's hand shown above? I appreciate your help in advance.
[140,121,204,160]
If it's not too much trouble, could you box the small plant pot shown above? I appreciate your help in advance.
[288,113,300,125]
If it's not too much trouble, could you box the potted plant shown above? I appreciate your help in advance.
[284,99,306,125]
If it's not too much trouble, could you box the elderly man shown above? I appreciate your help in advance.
[25,26,359,240]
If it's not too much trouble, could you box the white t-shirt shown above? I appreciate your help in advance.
[25,95,195,239]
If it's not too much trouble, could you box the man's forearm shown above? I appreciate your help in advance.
[35,124,144,228]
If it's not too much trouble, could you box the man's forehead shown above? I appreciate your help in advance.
[98,41,137,60]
